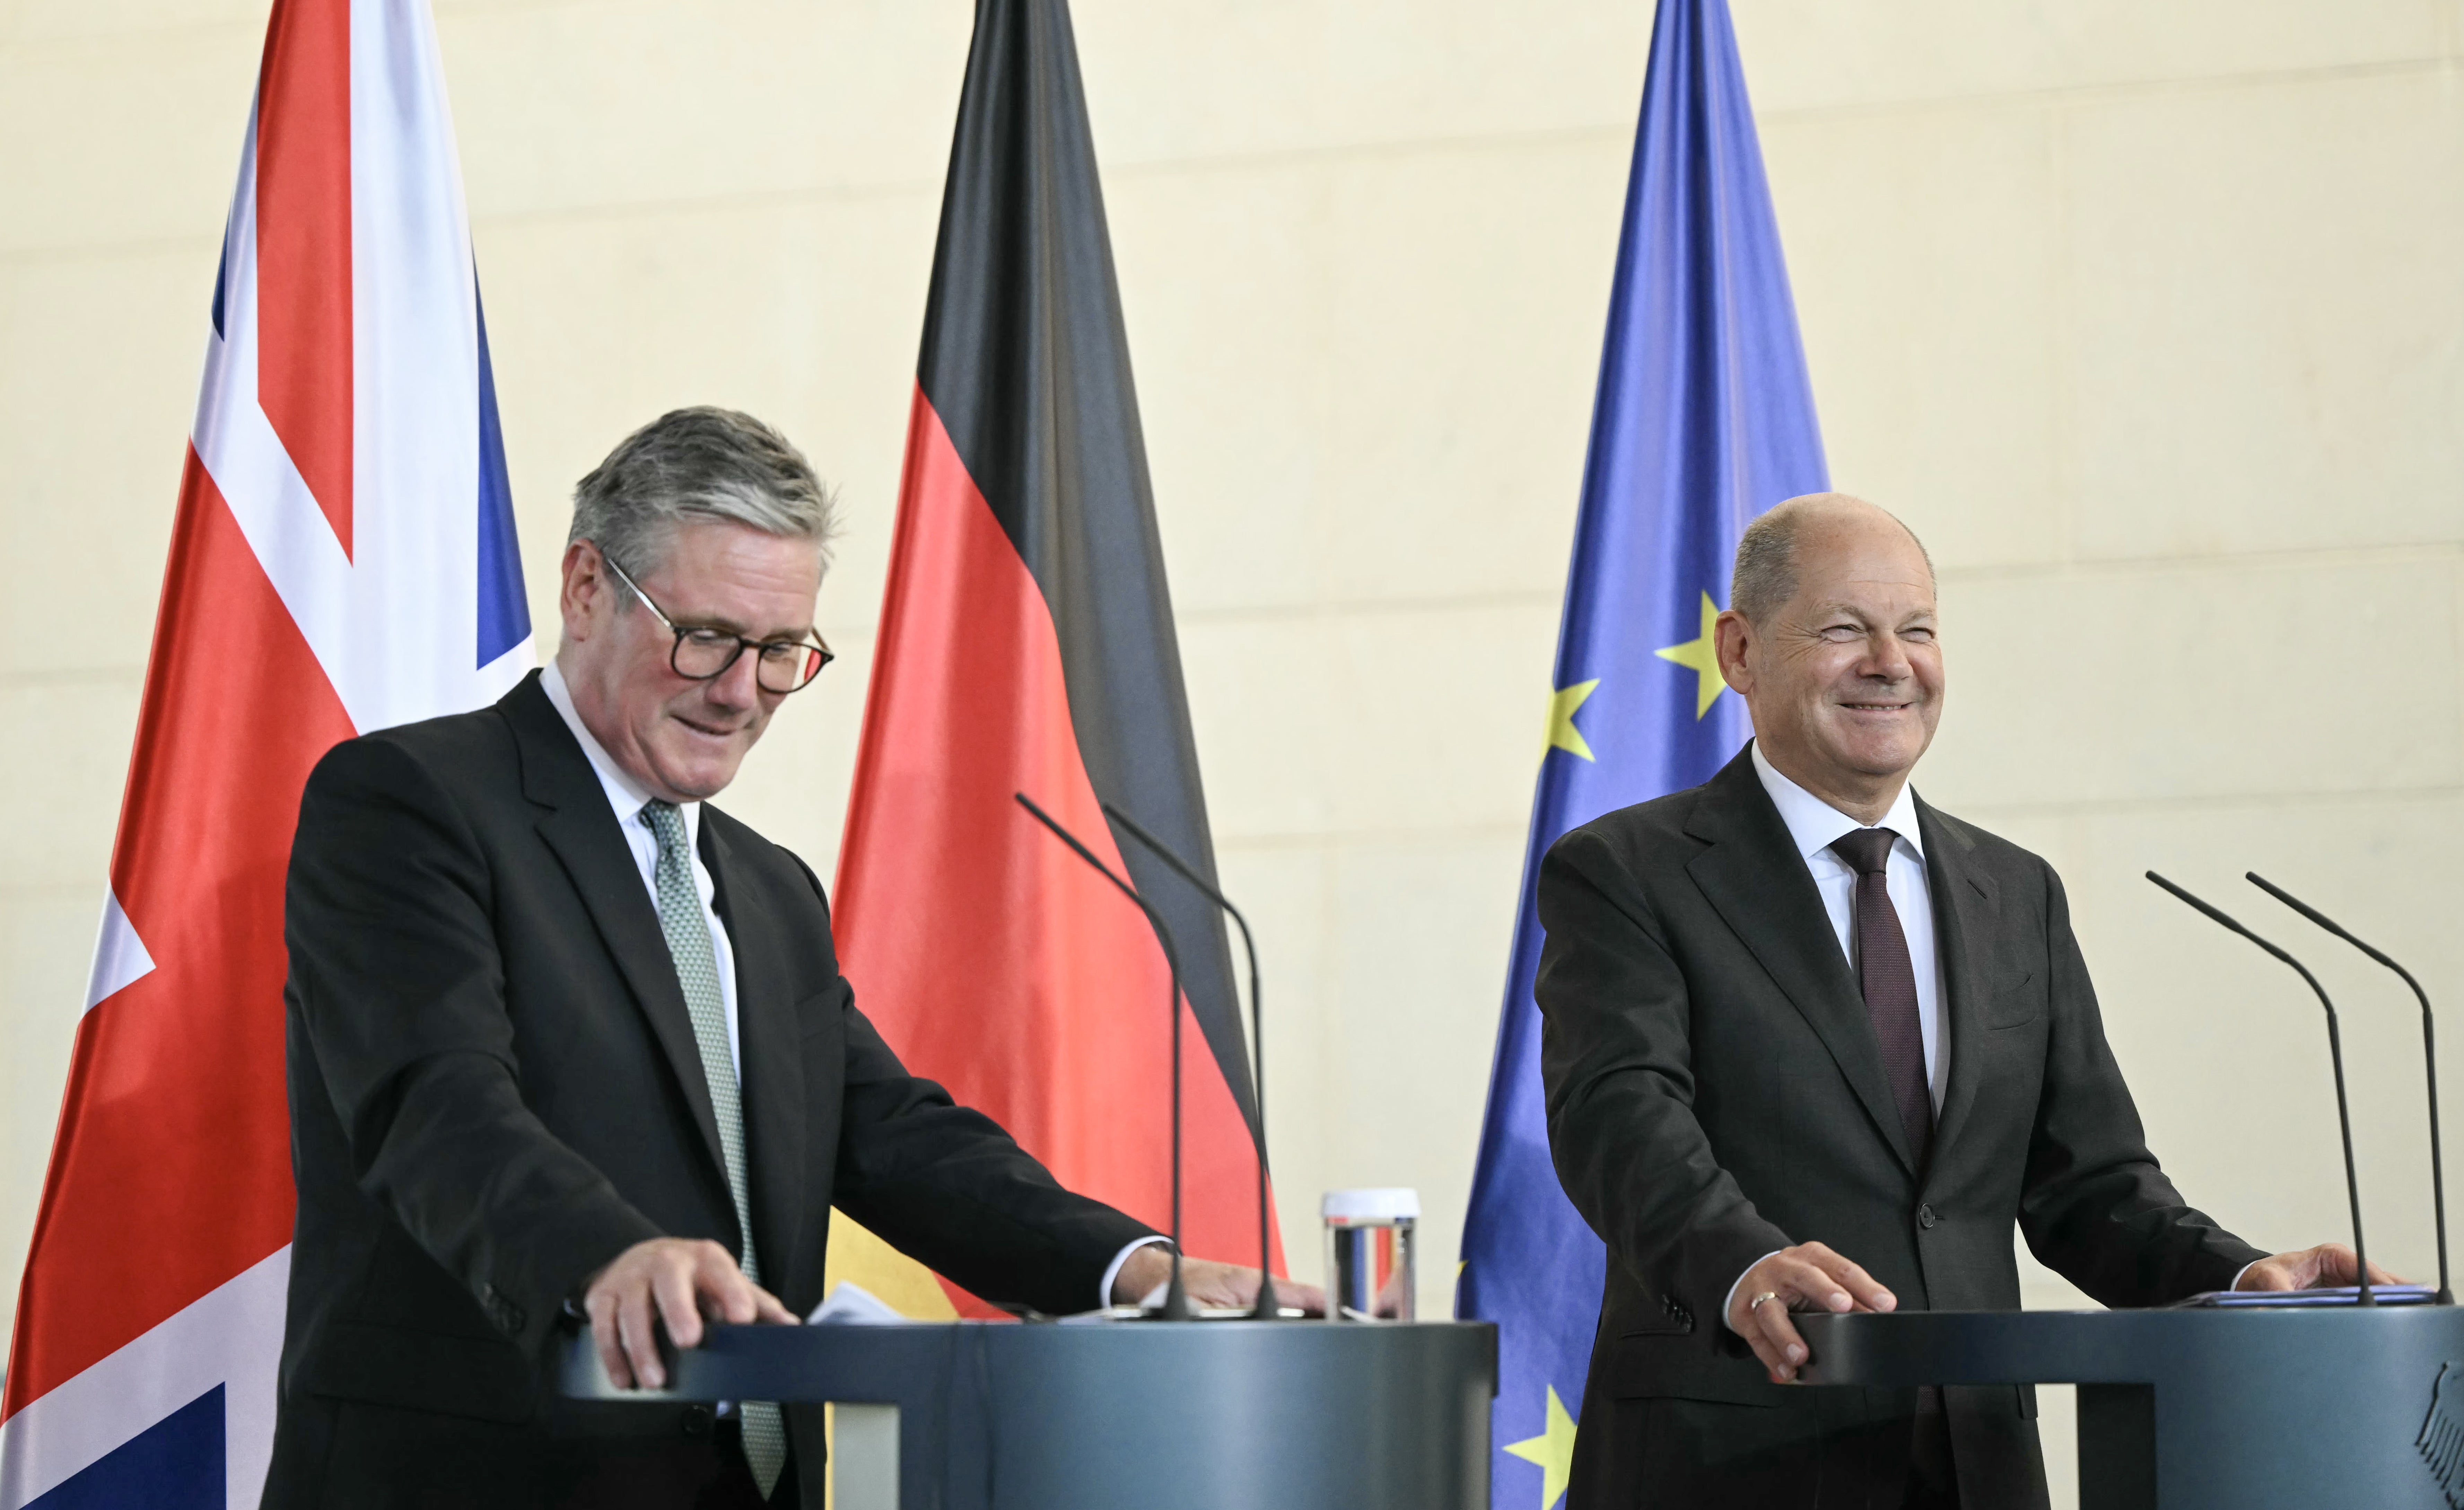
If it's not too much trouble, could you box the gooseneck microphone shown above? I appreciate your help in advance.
[1100,801,1280,1320]
[1015,792,1194,1321]
[2247,871,2451,1306]
[2147,871,2373,1304]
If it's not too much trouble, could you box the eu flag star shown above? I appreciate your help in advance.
[1653,590,1727,720]
[1545,679,1601,762]
[1503,1384,1579,1510]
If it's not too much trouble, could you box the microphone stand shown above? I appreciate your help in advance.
[2248,872,2450,1305]
[2148,871,2373,1304]
[1015,792,1193,1320]
[1101,801,1280,1319]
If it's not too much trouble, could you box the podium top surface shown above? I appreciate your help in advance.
[559,1317,1500,1406]
[1794,1303,2464,1387]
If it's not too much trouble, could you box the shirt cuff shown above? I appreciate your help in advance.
[1722,1250,1787,1334]
[2228,1259,2257,1292]
[1101,1235,1173,1309]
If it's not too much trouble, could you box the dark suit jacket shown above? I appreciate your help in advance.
[1540,747,2261,1510]
[264,672,1154,1509]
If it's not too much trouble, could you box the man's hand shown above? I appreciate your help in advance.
[1112,1245,1330,1316]
[583,1237,797,1390]
[2233,1242,2402,1293]
[1726,1242,1897,1384]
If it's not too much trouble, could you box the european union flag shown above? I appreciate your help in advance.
[1455,1,1826,1504]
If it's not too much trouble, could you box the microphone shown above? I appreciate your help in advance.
[2146,871,2373,1304]
[1014,792,1193,1321]
[1100,801,1280,1320]
[2247,872,2451,1305]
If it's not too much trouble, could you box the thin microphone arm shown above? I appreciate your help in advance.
[1014,792,1192,1321]
[1101,801,1279,1320]
[2248,871,2449,1305]
[2147,871,2373,1303]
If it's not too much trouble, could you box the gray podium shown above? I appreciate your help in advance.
[1796,1305,2464,1510]
[560,1319,1496,1510]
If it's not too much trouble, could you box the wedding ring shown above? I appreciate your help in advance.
[1747,1290,1782,1313]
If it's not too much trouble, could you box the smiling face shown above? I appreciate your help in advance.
[1713,499,1943,822]
[556,520,823,803]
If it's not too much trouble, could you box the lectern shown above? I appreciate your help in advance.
[560,1319,1496,1510]
[1796,1306,2464,1510]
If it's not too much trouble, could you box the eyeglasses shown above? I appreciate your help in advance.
[598,548,834,695]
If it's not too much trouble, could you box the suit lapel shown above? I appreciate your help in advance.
[1684,751,1918,1174]
[1919,796,1998,1165]
[506,675,731,1192]
[700,811,809,1279]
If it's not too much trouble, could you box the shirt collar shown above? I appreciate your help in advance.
[539,661,700,846]
[1749,739,1925,863]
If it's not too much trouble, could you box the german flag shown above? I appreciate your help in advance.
[827,0,1278,1318]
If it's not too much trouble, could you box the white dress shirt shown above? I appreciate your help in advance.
[541,663,740,1073]
[1723,741,1945,1331]
[1750,741,1946,1108]
[540,662,1160,1310]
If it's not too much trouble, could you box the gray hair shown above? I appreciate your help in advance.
[569,406,840,576]
[1730,493,1934,624]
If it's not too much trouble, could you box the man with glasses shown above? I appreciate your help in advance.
[266,409,1275,1510]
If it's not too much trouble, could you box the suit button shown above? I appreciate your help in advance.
[680,1405,714,1439]
[480,1283,527,1335]
[1917,1203,1938,1230]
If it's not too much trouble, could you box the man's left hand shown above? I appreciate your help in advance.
[2234,1242,2403,1292]
[1111,1245,1329,1315]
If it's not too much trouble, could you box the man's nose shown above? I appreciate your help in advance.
[707,648,764,707]
[1860,633,1913,681]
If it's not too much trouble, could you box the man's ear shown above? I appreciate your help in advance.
[559,539,604,644]
[1714,609,1755,695]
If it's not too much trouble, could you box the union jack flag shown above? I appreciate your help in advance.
[1,3,529,1502]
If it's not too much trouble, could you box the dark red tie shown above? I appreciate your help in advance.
[1830,828,1932,1166]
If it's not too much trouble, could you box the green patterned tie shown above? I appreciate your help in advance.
[643,800,787,1498]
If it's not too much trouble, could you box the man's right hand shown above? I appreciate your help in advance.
[582,1237,797,1390]
[1726,1241,1896,1384]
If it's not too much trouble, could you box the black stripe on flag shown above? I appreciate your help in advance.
[916,0,1257,1131]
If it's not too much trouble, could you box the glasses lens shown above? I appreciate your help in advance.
[755,642,830,694]
[671,629,740,679]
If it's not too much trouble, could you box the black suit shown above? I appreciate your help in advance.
[1540,748,2261,1509]
[264,672,1154,1509]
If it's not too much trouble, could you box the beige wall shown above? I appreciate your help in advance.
[6,1,2462,1499]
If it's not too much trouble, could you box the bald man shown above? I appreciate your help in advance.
[1538,495,2378,1510]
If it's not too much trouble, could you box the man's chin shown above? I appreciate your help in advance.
[1839,744,1927,783]
[1813,730,1929,783]
[645,749,747,803]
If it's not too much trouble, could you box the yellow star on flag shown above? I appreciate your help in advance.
[1544,679,1601,762]
[1653,590,1727,720]
[1503,1384,1579,1510]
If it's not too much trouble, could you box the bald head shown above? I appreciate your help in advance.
[1731,493,1934,626]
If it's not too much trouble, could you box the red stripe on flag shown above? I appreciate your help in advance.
[253,0,353,556]
[3,449,355,1419]
[836,390,1280,1318]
